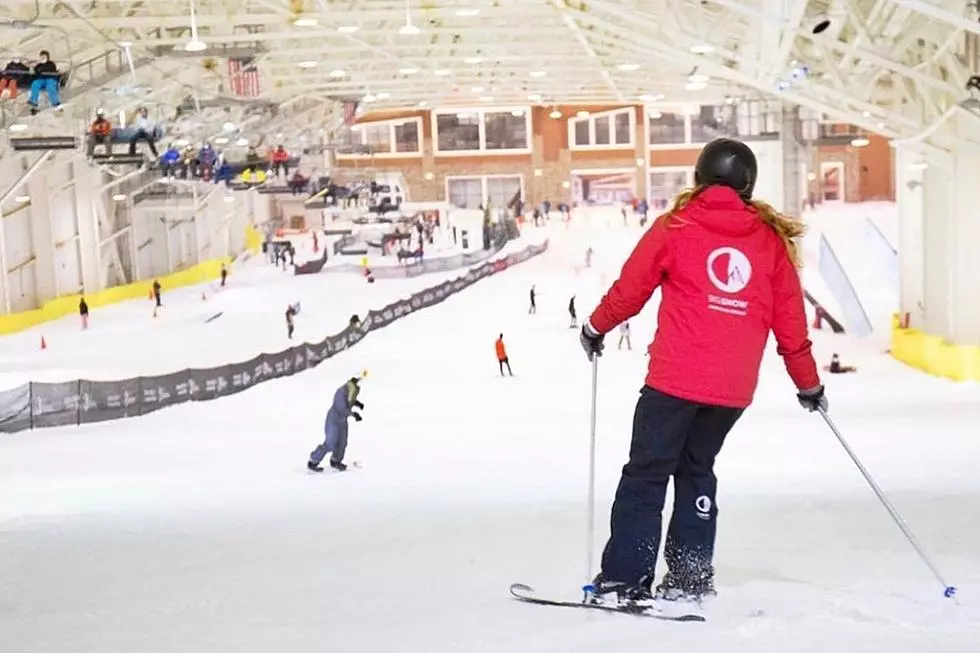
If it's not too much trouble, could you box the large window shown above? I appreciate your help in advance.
[649,168,692,210]
[569,108,634,149]
[341,117,423,157]
[690,105,738,142]
[647,110,686,145]
[433,108,532,154]
[733,100,781,138]
[446,175,523,208]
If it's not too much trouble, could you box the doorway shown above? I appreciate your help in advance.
[820,161,844,202]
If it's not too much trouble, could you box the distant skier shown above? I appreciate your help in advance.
[618,321,631,350]
[578,138,823,605]
[220,263,228,287]
[285,303,297,339]
[568,296,577,328]
[79,297,89,330]
[528,285,537,315]
[585,247,594,268]
[307,376,364,472]
[495,333,513,376]
[152,279,162,307]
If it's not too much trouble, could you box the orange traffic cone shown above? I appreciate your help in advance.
[40,335,47,349]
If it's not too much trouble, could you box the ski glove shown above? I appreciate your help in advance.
[353,400,364,410]
[797,385,828,413]
[579,323,605,361]
[351,412,363,422]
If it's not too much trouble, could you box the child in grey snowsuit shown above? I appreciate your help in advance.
[308,377,363,472]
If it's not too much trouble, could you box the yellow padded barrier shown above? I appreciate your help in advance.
[244,222,262,254]
[0,256,231,336]
[891,313,980,381]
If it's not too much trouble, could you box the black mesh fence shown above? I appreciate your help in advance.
[0,239,549,434]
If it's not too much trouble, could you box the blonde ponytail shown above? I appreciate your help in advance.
[663,185,805,267]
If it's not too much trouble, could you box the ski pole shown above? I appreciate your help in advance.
[583,354,599,601]
[817,407,956,599]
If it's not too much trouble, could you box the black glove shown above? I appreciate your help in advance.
[579,323,605,362]
[351,411,363,422]
[353,400,364,410]
[797,385,828,413]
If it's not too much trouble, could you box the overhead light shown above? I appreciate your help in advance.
[576,110,590,118]
[362,93,377,102]
[456,8,480,16]
[298,60,318,68]
[433,68,451,76]
[112,193,126,201]
[329,69,346,77]
[15,195,30,203]
[424,172,435,181]
[685,81,708,91]
[527,94,542,102]
[398,23,421,36]
[8,123,27,132]
[223,195,235,203]
[236,137,249,146]
[877,122,885,129]
[222,121,236,132]
[174,138,189,147]
[338,25,359,33]
[416,100,429,107]
[214,136,229,144]
[862,110,871,117]
[618,63,640,71]
[119,41,133,48]
[648,109,663,119]
[471,86,484,92]
[276,132,284,139]
[909,161,928,171]
[399,67,418,75]
[639,93,664,102]
[511,110,524,117]
[464,56,483,64]
[635,157,645,167]
[456,112,472,119]
[183,40,207,52]
[294,16,318,27]
[529,70,546,77]
[549,109,562,119]
[688,73,710,83]
[479,96,494,102]
[690,44,713,54]
[561,181,570,189]
[376,91,391,99]
[850,137,870,147]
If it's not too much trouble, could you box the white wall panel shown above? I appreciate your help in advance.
[4,207,37,312]
[49,184,81,296]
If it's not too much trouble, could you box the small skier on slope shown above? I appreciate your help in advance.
[578,137,825,605]
[308,375,364,472]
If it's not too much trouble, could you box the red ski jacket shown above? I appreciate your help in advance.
[588,186,820,408]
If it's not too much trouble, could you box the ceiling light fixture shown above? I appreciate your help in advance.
[464,56,483,64]
[337,25,359,33]
[648,109,663,119]
[8,123,27,132]
[222,121,236,132]
[376,91,391,99]
[112,193,126,201]
[479,96,494,102]
[224,194,235,203]
[398,0,421,35]
[618,63,639,71]
[456,8,479,16]
[416,100,429,107]
[511,109,524,117]
[688,73,710,83]
[850,136,870,147]
[433,68,451,75]
[182,0,207,52]
[294,16,318,27]
[362,93,377,102]
[685,81,708,91]
[576,110,590,118]
[214,136,229,144]
[14,195,30,203]
[471,86,484,92]
[298,60,318,68]
[399,67,418,75]
[527,94,542,102]
[549,109,562,119]
[236,137,249,146]
[329,69,346,77]
[690,44,713,54]
[529,70,546,77]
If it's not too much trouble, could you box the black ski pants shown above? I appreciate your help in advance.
[498,357,512,376]
[600,386,742,589]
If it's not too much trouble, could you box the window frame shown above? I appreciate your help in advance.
[568,107,636,151]
[336,116,423,159]
[431,107,533,156]
[647,166,695,203]
[443,173,525,207]
[645,104,703,150]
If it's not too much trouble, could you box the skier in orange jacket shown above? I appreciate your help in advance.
[495,334,513,376]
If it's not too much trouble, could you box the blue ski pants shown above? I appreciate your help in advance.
[600,386,742,588]
[309,415,349,466]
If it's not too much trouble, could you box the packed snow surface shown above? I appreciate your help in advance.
[1,219,978,652]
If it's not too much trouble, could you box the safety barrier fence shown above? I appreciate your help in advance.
[818,234,873,337]
[863,216,899,291]
[0,240,549,434]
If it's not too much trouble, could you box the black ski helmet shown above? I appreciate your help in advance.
[694,138,758,200]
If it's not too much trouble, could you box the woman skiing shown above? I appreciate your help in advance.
[578,138,825,604]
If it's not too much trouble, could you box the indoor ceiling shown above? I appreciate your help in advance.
[0,0,976,145]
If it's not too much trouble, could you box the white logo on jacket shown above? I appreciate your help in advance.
[695,495,712,520]
[706,247,752,293]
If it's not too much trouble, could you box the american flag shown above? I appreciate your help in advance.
[342,100,359,127]
[228,57,260,97]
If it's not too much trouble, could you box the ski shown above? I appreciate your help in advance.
[509,583,705,622]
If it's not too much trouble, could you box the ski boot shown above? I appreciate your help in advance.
[589,573,656,609]
[307,461,324,473]
[329,460,348,472]
[655,571,717,603]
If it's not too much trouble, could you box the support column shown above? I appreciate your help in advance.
[947,111,980,345]
[780,106,803,215]
[894,145,925,328]
[72,159,104,293]
[26,172,58,303]
[920,157,952,338]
